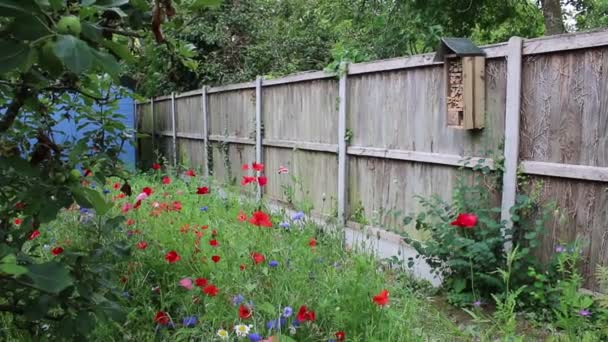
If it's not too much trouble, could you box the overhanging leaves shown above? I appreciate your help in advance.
[0,40,34,74]
[71,186,112,215]
[24,262,74,294]
[53,35,93,73]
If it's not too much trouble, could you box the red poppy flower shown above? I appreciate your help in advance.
[172,201,182,211]
[51,247,64,256]
[242,164,250,170]
[28,230,40,240]
[241,176,257,186]
[185,169,196,177]
[134,200,142,209]
[309,238,317,247]
[203,284,219,296]
[257,176,267,186]
[83,169,93,177]
[126,218,135,226]
[450,213,478,228]
[152,163,161,170]
[162,176,171,184]
[252,162,264,172]
[113,182,121,190]
[137,241,148,250]
[238,304,252,319]
[211,255,221,263]
[240,264,246,271]
[165,250,180,263]
[15,202,26,210]
[201,225,209,230]
[251,252,265,264]
[209,239,218,247]
[195,278,208,287]
[237,211,247,222]
[296,305,316,322]
[211,229,217,237]
[143,187,153,196]
[249,211,272,227]
[196,187,210,195]
[335,331,346,341]
[117,193,126,199]
[373,289,390,306]
[154,311,170,325]
[13,218,22,225]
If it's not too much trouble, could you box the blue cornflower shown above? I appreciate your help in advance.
[555,245,566,253]
[282,306,293,317]
[121,291,130,299]
[291,211,305,221]
[79,207,90,214]
[266,317,287,330]
[103,189,110,194]
[90,182,96,189]
[279,221,290,229]
[269,260,279,268]
[248,333,262,342]
[200,206,209,212]
[232,294,245,306]
[182,316,198,327]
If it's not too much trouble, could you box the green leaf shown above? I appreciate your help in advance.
[0,0,42,16]
[24,261,74,294]
[0,254,28,276]
[54,35,93,73]
[258,302,276,315]
[101,39,135,63]
[10,14,51,40]
[72,186,112,215]
[95,0,129,7]
[0,40,33,74]
[81,22,103,42]
[49,0,64,10]
[276,334,297,342]
[92,49,121,78]
[189,0,222,10]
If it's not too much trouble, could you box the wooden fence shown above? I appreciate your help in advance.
[135,30,608,289]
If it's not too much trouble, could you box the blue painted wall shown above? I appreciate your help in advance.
[53,96,135,168]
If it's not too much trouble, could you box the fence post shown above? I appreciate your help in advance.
[171,91,177,168]
[133,99,138,166]
[201,86,210,178]
[255,76,263,201]
[500,36,523,252]
[337,72,348,225]
[150,97,155,152]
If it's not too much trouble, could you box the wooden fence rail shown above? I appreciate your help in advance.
[135,29,608,289]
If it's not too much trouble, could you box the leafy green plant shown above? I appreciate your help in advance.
[400,159,551,307]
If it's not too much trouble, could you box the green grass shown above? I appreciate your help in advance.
[37,171,466,341]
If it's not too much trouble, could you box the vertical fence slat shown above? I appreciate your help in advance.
[500,37,523,252]
[201,86,210,178]
[255,77,263,201]
[171,92,177,167]
[337,73,348,225]
[150,97,155,153]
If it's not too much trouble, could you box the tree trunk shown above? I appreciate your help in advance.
[540,0,566,35]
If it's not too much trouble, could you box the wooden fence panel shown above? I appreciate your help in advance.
[262,80,340,215]
[175,95,203,135]
[262,80,339,144]
[264,147,338,216]
[520,47,608,288]
[208,90,255,138]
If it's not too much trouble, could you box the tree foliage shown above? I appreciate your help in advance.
[0,0,215,338]
[133,0,550,97]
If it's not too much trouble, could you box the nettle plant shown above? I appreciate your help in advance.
[401,161,551,306]
[0,0,218,338]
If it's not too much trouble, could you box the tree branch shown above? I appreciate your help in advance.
[0,85,31,133]
[104,27,145,38]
